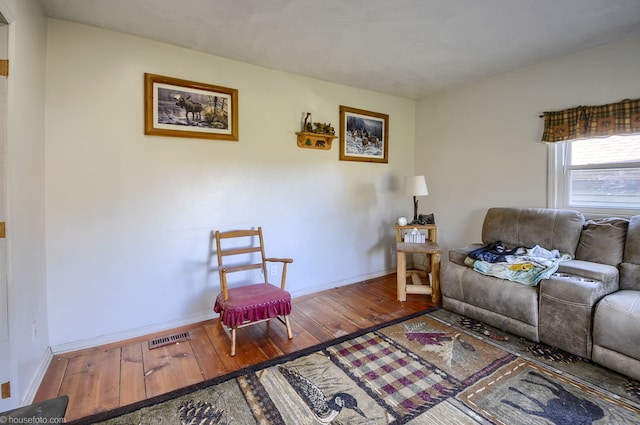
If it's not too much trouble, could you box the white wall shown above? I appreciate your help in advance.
[416,35,640,252]
[2,0,49,408]
[45,20,416,351]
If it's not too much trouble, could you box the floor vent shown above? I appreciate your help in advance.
[148,331,191,349]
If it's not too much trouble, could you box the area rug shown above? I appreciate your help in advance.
[75,308,640,424]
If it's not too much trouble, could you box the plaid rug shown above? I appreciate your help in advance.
[81,309,640,424]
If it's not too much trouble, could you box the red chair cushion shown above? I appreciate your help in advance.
[213,283,292,328]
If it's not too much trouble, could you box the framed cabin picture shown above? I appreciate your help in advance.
[144,73,238,141]
[339,105,389,163]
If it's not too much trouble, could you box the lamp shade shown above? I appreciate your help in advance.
[405,175,429,196]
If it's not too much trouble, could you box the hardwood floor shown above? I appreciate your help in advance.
[34,273,435,422]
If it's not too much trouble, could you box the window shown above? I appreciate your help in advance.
[549,135,640,216]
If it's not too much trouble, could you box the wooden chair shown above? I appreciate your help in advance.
[213,227,293,356]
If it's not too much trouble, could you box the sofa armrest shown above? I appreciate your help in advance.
[539,260,619,359]
[553,259,620,299]
[447,243,484,267]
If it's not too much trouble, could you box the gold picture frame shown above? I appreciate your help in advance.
[144,73,238,141]
[339,105,389,163]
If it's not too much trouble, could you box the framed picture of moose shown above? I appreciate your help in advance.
[144,73,238,141]
[339,105,388,163]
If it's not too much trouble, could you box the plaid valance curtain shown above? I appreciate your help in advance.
[541,98,640,143]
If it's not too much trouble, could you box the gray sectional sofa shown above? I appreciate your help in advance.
[441,207,640,381]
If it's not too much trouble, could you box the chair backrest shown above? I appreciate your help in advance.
[215,227,268,299]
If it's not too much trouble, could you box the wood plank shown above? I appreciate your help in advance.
[59,348,121,421]
[272,316,322,354]
[244,323,286,359]
[202,322,267,372]
[189,327,226,381]
[119,342,146,406]
[239,315,318,356]
[364,277,431,314]
[322,296,378,329]
[142,341,203,398]
[288,308,332,345]
[328,284,401,323]
[33,356,68,402]
[295,297,361,338]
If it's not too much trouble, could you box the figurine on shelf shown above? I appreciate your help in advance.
[313,122,326,134]
[303,112,312,132]
[300,113,336,136]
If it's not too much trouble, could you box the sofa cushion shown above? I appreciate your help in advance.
[459,268,539,326]
[441,262,541,345]
[623,215,640,264]
[620,215,640,290]
[482,208,584,256]
[575,217,628,266]
[620,263,640,291]
[593,290,640,361]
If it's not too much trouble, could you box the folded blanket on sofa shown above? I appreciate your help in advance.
[466,241,572,286]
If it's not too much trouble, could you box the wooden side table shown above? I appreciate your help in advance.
[395,224,442,304]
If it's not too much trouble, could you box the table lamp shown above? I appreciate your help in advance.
[405,175,429,224]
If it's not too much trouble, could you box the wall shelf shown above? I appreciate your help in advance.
[296,132,336,150]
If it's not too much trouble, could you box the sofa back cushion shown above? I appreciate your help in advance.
[482,208,584,256]
[620,214,640,290]
[575,217,629,266]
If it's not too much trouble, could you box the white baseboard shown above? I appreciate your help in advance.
[22,346,53,405]
[289,269,394,298]
[51,311,217,354]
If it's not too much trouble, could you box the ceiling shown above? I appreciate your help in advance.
[39,0,640,99]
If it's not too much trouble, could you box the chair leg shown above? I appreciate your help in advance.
[231,328,237,357]
[284,315,293,340]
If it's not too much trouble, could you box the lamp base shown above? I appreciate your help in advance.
[412,196,419,223]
